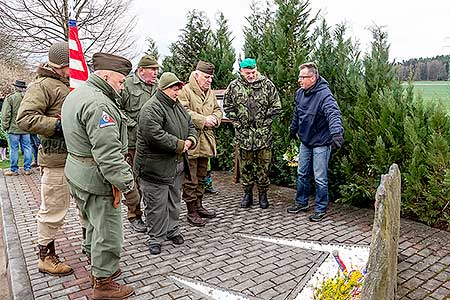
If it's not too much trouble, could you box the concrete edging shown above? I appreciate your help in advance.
[0,174,34,300]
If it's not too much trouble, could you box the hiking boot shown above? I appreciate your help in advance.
[129,218,147,233]
[168,234,184,245]
[186,201,206,227]
[149,244,161,255]
[197,199,216,219]
[38,241,73,276]
[309,211,327,222]
[91,269,122,287]
[240,187,253,208]
[24,170,32,175]
[287,203,310,214]
[4,170,18,176]
[92,276,134,300]
[258,192,269,209]
[205,187,219,194]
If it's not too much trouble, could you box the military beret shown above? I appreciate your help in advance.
[92,53,132,76]
[138,55,160,68]
[196,60,215,75]
[158,72,184,90]
[239,58,257,69]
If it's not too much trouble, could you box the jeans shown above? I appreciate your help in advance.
[8,133,32,172]
[295,143,331,213]
[30,134,40,163]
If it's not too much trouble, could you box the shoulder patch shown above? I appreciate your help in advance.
[99,111,116,128]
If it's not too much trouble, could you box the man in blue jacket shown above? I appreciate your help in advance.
[287,62,344,222]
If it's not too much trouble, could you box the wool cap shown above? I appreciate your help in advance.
[158,72,183,90]
[12,80,27,89]
[48,41,69,69]
[138,55,160,68]
[196,60,215,75]
[92,53,132,76]
[239,58,257,69]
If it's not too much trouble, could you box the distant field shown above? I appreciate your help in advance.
[403,81,450,109]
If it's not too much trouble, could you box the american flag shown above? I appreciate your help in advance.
[68,18,89,90]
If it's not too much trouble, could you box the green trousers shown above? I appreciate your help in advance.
[69,183,123,278]
[239,148,272,192]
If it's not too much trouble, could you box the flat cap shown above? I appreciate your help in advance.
[196,60,215,75]
[158,72,183,90]
[138,55,160,68]
[92,53,132,76]
[239,58,257,69]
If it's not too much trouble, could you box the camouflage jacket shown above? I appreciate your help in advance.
[223,74,281,151]
[119,72,157,150]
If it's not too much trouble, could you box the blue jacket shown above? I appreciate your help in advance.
[290,76,343,147]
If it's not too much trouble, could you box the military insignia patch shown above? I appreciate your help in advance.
[99,111,116,128]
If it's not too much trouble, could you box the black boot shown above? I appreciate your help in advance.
[259,192,269,209]
[240,187,253,208]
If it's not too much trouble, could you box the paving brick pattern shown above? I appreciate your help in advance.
[1,170,449,300]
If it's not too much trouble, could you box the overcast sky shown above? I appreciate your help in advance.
[131,0,450,63]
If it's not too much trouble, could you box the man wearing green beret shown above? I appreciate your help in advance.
[179,60,223,227]
[62,53,138,299]
[119,54,160,233]
[134,72,197,255]
[224,58,281,209]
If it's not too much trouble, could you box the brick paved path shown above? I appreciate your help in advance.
[0,170,449,300]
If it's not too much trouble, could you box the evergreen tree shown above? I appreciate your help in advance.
[144,36,160,60]
[162,10,212,81]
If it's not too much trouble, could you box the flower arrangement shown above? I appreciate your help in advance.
[283,141,299,167]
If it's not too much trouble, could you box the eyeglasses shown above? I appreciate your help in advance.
[298,75,314,80]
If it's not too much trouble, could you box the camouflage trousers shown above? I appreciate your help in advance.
[239,148,272,193]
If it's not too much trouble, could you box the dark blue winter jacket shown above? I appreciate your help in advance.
[289,76,343,147]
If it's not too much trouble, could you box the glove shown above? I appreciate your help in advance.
[124,184,140,206]
[289,131,298,140]
[53,119,64,137]
[332,133,344,149]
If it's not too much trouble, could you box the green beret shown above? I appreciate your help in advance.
[158,72,184,90]
[239,58,257,69]
[92,53,132,76]
[138,55,160,68]
[196,60,215,75]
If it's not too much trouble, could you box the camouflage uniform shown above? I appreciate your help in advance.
[223,73,281,193]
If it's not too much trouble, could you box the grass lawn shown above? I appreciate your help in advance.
[0,152,25,170]
[403,81,450,109]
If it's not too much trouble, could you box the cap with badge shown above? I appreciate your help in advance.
[158,72,184,90]
[239,58,257,69]
[196,60,215,75]
[138,55,160,68]
[92,53,132,76]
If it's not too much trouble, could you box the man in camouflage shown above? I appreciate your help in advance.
[2,80,33,176]
[119,54,159,233]
[224,58,281,209]
[17,42,73,276]
[62,53,137,299]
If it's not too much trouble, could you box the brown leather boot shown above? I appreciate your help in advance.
[186,201,206,227]
[90,269,122,287]
[38,241,74,276]
[92,276,134,300]
[197,198,216,219]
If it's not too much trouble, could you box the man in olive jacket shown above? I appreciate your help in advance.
[118,55,159,233]
[135,72,197,255]
[2,80,32,176]
[61,53,138,299]
[179,61,223,227]
[17,42,74,276]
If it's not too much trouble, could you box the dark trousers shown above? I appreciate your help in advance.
[124,149,143,220]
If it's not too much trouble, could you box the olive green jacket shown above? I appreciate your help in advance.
[61,74,134,195]
[223,74,281,151]
[178,72,223,159]
[1,91,27,134]
[119,72,157,150]
[17,64,70,167]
